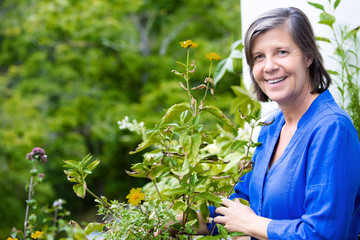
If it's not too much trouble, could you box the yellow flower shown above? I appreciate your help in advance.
[7,238,18,240]
[31,231,43,239]
[179,39,198,48]
[126,187,145,206]
[206,52,220,61]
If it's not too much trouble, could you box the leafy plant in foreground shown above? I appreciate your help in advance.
[64,39,265,239]
[8,148,76,240]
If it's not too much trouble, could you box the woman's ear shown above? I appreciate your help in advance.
[306,55,314,68]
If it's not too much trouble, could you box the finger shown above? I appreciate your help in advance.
[221,198,234,207]
[214,215,226,224]
[215,206,227,215]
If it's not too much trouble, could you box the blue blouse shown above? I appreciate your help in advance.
[209,90,360,239]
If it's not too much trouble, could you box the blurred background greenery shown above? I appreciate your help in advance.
[0,0,242,237]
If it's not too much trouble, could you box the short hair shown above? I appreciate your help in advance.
[244,7,332,102]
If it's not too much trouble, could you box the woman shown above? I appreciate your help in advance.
[209,7,360,240]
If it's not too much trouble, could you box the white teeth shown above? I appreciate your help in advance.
[268,77,286,84]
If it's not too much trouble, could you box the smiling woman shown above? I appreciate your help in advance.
[207,7,360,240]
[251,27,315,108]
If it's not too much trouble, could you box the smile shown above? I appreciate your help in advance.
[267,77,287,84]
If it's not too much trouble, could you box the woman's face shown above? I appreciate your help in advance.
[251,27,313,105]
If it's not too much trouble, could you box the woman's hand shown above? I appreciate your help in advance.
[214,198,270,240]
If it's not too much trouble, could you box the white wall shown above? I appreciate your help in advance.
[241,0,360,118]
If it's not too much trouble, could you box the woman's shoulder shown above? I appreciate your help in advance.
[302,90,356,132]
[311,99,355,130]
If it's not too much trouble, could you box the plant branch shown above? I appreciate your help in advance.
[24,162,36,240]
[227,122,255,198]
[152,180,163,202]
[86,188,120,219]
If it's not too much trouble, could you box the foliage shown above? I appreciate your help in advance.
[23,148,48,240]
[63,40,263,238]
[309,0,360,138]
[8,149,76,240]
[0,0,241,236]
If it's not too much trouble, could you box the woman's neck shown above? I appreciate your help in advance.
[278,91,319,127]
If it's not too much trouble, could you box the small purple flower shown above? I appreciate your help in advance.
[26,147,47,164]
[53,199,64,207]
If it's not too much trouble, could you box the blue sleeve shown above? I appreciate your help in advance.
[267,117,360,239]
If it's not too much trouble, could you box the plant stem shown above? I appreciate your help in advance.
[185,47,194,114]
[152,180,163,202]
[24,162,36,240]
[86,188,119,218]
[227,123,255,198]
[204,61,213,101]
[53,208,58,235]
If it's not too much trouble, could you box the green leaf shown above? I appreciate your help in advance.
[171,158,190,178]
[180,133,202,160]
[229,231,246,237]
[334,0,341,10]
[344,28,359,41]
[63,160,80,169]
[193,115,200,125]
[157,103,191,127]
[180,134,192,156]
[65,170,81,179]
[169,222,183,231]
[202,105,237,131]
[199,200,210,222]
[130,131,160,154]
[232,57,242,73]
[180,110,192,123]
[190,173,198,186]
[66,176,79,183]
[130,162,147,171]
[190,133,202,160]
[125,169,147,178]
[315,36,331,43]
[82,168,92,174]
[175,60,187,69]
[231,39,244,52]
[186,209,200,230]
[84,223,105,235]
[213,47,242,85]
[307,1,325,11]
[217,224,228,238]
[213,58,227,85]
[198,192,222,204]
[147,164,170,180]
[87,159,100,171]
[79,153,93,169]
[69,220,87,240]
[162,187,187,196]
[171,200,187,212]
[73,183,86,198]
[327,70,339,75]
[223,152,243,173]
[319,12,336,28]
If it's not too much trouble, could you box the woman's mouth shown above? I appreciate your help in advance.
[267,77,287,84]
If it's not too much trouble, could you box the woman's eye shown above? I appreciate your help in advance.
[254,54,264,61]
[278,50,287,55]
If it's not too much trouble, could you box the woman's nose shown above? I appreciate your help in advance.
[263,57,279,73]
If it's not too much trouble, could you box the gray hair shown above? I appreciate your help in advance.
[244,7,331,102]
